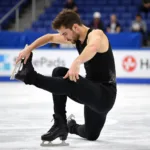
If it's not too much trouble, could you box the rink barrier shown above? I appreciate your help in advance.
[0,49,150,84]
[0,31,142,48]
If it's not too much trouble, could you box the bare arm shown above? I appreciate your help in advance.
[63,30,109,82]
[27,33,71,52]
[15,34,71,64]
[75,30,108,64]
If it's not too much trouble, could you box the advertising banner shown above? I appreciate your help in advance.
[0,49,150,83]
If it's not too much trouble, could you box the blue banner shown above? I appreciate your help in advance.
[0,31,142,49]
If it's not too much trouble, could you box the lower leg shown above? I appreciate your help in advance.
[68,106,107,141]
[41,67,69,143]
[52,94,67,120]
[51,67,68,122]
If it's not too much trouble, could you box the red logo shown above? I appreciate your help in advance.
[122,56,137,72]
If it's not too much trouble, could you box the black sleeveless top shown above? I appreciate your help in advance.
[75,29,116,84]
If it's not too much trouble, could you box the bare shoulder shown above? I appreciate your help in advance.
[87,29,109,53]
[88,29,104,38]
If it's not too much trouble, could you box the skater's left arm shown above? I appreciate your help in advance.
[63,30,105,82]
[75,30,104,64]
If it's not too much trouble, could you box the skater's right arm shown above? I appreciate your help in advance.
[16,34,71,64]
[27,33,71,51]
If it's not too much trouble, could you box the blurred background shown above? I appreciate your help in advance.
[0,0,150,47]
[0,1,150,149]
[0,0,150,83]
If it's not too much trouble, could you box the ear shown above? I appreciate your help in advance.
[72,24,78,32]
[72,24,76,32]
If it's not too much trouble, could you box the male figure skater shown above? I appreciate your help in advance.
[14,9,117,145]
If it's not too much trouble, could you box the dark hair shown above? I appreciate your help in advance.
[52,9,82,30]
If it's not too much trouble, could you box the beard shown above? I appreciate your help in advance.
[71,31,80,44]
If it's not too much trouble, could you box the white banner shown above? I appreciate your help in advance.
[114,51,150,78]
[0,49,150,78]
[0,50,86,77]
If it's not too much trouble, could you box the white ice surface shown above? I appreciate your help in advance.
[0,83,150,150]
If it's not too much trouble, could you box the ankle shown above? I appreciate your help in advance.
[53,114,67,125]
[24,70,37,85]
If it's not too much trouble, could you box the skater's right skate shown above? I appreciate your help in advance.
[40,114,69,147]
[67,114,80,134]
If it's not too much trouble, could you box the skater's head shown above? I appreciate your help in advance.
[52,9,83,44]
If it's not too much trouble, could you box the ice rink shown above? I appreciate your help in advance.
[0,82,150,150]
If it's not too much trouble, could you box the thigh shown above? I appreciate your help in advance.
[52,67,68,77]
[51,67,103,105]
[68,80,116,114]
[51,67,114,113]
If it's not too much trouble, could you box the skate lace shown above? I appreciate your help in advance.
[47,118,58,133]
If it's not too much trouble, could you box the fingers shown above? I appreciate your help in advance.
[16,44,28,64]
[73,75,77,82]
[63,72,69,79]
[15,57,20,64]
[24,57,28,64]
[69,74,76,82]
[71,74,79,82]
[68,73,79,82]
[63,71,79,82]
[76,74,79,80]
[15,55,22,64]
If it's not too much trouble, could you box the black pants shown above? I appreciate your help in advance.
[31,67,116,141]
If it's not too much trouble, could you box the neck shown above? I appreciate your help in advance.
[79,25,89,43]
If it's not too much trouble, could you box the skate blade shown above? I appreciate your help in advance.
[10,59,24,80]
[10,44,28,80]
[40,140,69,147]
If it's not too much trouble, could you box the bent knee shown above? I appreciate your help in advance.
[86,134,99,141]
[52,67,68,77]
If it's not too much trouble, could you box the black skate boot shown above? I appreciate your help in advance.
[14,52,36,84]
[41,114,69,146]
[67,114,79,134]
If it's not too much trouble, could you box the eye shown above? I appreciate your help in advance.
[63,32,67,36]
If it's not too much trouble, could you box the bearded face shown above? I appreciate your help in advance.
[58,25,80,44]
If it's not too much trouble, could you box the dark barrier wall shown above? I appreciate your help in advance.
[0,31,142,48]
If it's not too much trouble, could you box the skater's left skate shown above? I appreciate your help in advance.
[10,51,36,85]
[10,44,33,81]
[40,114,69,147]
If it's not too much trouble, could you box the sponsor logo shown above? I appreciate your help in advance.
[33,57,66,68]
[122,56,137,72]
[140,59,150,69]
[0,55,11,71]
[13,56,66,68]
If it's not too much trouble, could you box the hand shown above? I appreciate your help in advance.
[15,45,31,64]
[63,60,80,82]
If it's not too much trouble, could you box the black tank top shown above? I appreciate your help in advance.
[75,29,116,84]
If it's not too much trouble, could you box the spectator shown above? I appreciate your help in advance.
[139,0,150,17]
[89,12,104,31]
[130,14,147,46]
[64,0,78,13]
[107,14,121,33]
[131,14,147,33]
